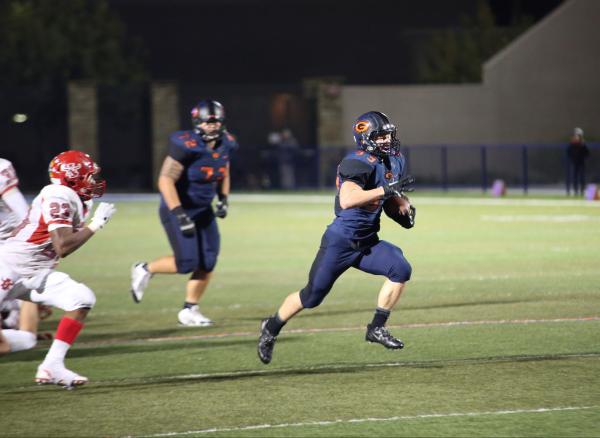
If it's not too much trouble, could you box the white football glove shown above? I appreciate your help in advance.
[88,202,116,233]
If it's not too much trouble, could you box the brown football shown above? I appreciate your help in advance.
[382,196,403,221]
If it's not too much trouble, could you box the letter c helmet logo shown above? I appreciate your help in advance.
[354,120,370,134]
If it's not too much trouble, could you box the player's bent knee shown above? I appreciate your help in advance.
[389,259,412,283]
[18,331,37,351]
[299,286,328,309]
[202,256,217,273]
[2,329,36,353]
[175,258,198,274]
[71,284,96,310]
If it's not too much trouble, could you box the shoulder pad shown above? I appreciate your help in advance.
[170,130,199,149]
[40,184,80,202]
[346,150,378,166]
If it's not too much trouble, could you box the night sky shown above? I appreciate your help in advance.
[108,0,563,84]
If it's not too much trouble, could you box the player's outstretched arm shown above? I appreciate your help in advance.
[51,202,116,257]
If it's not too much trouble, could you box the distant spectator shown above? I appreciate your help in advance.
[268,128,299,190]
[566,127,590,196]
[278,129,299,190]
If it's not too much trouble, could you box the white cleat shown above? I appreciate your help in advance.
[178,305,214,327]
[130,262,151,303]
[35,363,88,389]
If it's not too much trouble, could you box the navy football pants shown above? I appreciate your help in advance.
[159,206,220,274]
[299,227,412,308]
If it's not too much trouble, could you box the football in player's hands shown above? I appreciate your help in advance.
[383,196,416,229]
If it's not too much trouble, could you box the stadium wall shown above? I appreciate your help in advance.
[341,0,600,146]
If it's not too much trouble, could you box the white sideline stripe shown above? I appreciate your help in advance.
[229,194,600,208]
[159,352,598,382]
[139,316,600,344]
[135,405,599,437]
[481,214,600,222]
[77,316,600,347]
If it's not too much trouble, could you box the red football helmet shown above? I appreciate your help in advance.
[48,150,106,200]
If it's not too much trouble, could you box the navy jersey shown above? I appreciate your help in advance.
[163,130,238,212]
[331,150,406,240]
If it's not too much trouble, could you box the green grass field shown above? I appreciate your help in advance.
[1,193,599,437]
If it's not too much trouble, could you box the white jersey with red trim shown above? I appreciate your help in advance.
[0,184,91,277]
[0,158,21,240]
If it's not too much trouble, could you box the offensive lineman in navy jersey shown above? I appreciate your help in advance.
[130,100,238,326]
[258,111,416,364]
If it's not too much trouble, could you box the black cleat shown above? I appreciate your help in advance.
[365,324,404,349]
[257,318,277,364]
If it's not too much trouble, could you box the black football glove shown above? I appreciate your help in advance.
[383,175,415,199]
[397,205,416,229]
[171,206,195,237]
[215,194,228,219]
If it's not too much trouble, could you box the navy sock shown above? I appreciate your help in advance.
[265,313,287,336]
[371,307,391,328]
[183,302,196,310]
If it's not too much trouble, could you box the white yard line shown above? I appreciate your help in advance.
[134,405,599,437]
[101,193,600,207]
[142,316,600,343]
[481,214,600,222]
[79,316,600,347]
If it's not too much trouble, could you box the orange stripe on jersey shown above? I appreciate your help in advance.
[27,214,51,245]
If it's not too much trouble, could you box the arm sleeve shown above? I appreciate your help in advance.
[338,159,373,189]
[2,187,28,221]
[0,162,19,195]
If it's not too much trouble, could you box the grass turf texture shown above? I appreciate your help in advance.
[1,194,599,437]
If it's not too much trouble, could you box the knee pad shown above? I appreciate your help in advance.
[175,257,197,274]
[71,284,96,310]
[390,259,412,283]
[299,285,328,309]
[3,329,37,352]
[201,254,217,272]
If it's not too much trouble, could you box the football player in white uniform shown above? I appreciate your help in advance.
[0,158,42,353]
[0,158,29,240]
[0,150,116,388]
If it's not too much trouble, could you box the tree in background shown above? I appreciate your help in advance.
[415,0,533,83]
[0,0,146,86]
[0,0,148,191]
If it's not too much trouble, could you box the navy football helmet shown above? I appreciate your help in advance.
[191,100,226,142]
[353,111,400,156]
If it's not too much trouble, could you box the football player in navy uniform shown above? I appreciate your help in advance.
[130,100,238,326]
[258,111,416,364]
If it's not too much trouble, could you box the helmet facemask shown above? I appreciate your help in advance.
[364,125,401,157]
[195,120,224,142]
[191,100,226,142]
[79,167,106,201]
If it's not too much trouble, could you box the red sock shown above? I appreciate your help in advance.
[54,317,84,345]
